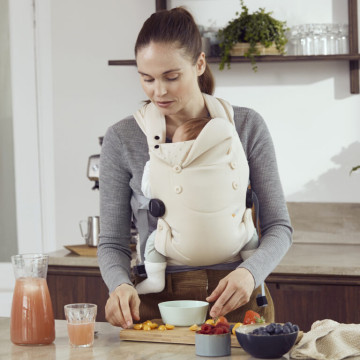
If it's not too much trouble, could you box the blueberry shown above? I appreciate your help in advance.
[274,326,283,335]
[252,328,260,335]
[292,324,299,332]
[285,321,293,328]
[265,324,275,334]
[283,325,291,334]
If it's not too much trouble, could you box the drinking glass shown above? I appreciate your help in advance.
[10,254,55,345]
[64,303,97,347]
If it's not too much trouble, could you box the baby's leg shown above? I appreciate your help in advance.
[136,230,167,295]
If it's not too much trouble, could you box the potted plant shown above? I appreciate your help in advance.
[217,0,288,71]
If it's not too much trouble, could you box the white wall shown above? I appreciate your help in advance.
[46,0,360,248]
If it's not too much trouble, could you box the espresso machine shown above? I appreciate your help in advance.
[86,137,103,190]
[86,136,138,244]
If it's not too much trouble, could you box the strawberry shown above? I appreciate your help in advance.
[243,310,265,325]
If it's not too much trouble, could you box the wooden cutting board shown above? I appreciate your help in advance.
[119,320,241,347]
[119,321,304,348]
[64,244,97,257]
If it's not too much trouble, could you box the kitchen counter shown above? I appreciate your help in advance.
[48,242,360,276]
[0,317,257,360]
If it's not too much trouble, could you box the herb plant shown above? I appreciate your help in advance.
[218,0,288,71]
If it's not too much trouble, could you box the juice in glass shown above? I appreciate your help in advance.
[64,303,97,347]
[10,277,55,345]
[10,254,55,345]
[67,322,95,347]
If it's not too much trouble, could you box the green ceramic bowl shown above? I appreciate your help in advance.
[158,300,208,326]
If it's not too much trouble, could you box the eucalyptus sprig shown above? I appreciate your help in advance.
[218,0,288,71]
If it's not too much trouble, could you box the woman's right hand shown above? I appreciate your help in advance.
[105,283,141,328]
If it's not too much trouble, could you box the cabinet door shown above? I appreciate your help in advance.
[267,279,360,332]
[47,266,109,321]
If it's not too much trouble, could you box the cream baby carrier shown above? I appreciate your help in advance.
[134,93,255,266]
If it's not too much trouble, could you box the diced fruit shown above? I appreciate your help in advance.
[232,322,243,335]
[158,325,166,331]
[205,319,215,325]
[215,316,229,326]
[165,324,175,330]
[243,310,265,325]
[143,320,153,326]
[149,322,158,329]
[133,323,143,330]
[189,324,199,331]
[143,324,152,331]
[197,322,230,335]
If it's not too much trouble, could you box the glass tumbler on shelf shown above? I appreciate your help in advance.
[10,254,55,345]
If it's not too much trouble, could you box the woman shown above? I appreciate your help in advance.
[98,7,293,328]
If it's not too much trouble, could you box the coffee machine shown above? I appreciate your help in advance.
[86,136,138,243]
[86,137,103,190]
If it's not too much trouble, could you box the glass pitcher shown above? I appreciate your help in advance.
[10,254,55,345]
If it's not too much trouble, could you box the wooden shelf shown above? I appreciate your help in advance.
[109,0,359,94]
[108,54,360,66]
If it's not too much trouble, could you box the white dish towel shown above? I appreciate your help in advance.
[290,319,360,360]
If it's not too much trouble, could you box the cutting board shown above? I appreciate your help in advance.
[64,244,97,257]
[119,321,304,348]
[120,320,240,347]
[64,243,137,257]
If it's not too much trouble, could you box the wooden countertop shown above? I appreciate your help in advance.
[48,242,360,277]
[1,317,252,360]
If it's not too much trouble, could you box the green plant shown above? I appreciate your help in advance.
[217,0,288,71]
[350,165,360,175]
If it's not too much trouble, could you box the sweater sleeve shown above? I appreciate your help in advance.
[97,125,134,293]
[234,107,293,288]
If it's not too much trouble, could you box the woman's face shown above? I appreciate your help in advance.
[136,42,206,118]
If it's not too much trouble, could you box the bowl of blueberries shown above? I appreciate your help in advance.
[235,322,300,359]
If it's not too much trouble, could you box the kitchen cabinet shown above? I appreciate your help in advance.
[47,261,360,331]
[266,273,360,331]
[109,0,360,94]
[47,265,109,322]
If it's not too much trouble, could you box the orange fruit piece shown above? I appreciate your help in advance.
[143,324,152,331]
[215,316,229,325]
[189,324,199,331]
[232,322,243,335]
[205,319,215,325]
[158,325,166,331]
[165,324,175,330]
[133,323,143,330]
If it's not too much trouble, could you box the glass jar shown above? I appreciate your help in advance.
[10,254,55,345]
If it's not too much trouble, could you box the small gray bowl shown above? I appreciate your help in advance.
[195,332,231,357]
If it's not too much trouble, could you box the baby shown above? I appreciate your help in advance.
[136,117,259,295]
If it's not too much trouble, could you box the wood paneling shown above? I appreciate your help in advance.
[47,266,108,321]
[267,273,360,332]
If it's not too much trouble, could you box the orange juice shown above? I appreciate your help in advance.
[67,322,95,347]
[10,277,55,345]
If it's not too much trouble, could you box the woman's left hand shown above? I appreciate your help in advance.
[206,268,255,318]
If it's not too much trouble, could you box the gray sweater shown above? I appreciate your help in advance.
[98,106,293,293]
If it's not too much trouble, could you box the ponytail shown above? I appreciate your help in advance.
[198,64,215,95]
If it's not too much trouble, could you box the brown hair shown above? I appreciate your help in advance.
[134,7,215,95]
[174,117,211,141]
